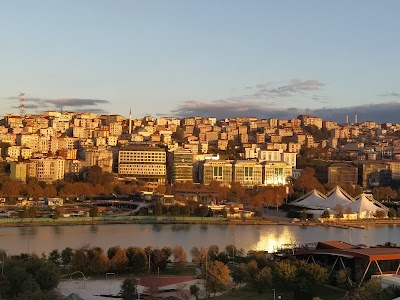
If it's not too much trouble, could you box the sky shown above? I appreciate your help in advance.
[1,0,399,123]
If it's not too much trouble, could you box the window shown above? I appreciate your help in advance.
[244,166,253,177]
[213,166,223,179]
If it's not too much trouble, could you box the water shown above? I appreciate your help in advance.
[0,223,399,256]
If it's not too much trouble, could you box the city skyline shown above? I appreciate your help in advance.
[1,1,399,123]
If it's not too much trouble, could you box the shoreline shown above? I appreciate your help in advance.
[0,217,400,228]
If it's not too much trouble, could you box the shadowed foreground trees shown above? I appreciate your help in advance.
[0,254,59,300]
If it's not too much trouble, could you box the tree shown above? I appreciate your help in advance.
[293,167,325,194]
[152,203,163,216]
[61,247,73,266]
[109,246,129,271]
[191,247,207,266]
[388,207,397,218]
[126,247,148,273]
[321,209,331,219]
[295,260,328,295]
[172,245,187,271]
[89,205,99,218]
[70,247,89,272]
[87,247,109,273]
[33,260,60,291]
[272,260,297,290]
[334,204,344,219]
[204,261,231,297]
[231,262,249,284]
[208,245,219,262]
[254,266,273,293]
[120,278,138,300]
[190,284,200,300]
[48,249,62,267]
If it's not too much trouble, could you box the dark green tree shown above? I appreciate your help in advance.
[120,278,138,300]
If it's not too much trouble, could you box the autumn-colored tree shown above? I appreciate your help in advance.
[172,245,187,271]
[203,260,231,297]
[109,246,129,271]
[293,167,325,194]
[87,247,109,273]
[190,247,207,266]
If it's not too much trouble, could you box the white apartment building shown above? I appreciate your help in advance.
[7,146,21,160]
[118,146,166,184]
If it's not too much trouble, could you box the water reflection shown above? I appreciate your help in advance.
[171,224,190,231]
[90,225,98,234]
[152,224,162,231]
[52,226,62,235]
[252,227,296,253]
[200,224,208,231]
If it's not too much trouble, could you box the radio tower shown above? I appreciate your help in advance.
[19,92,26,116]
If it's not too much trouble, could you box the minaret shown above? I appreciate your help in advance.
[355,114,358,124]
[346,115,349,124]
[129,108,132,135]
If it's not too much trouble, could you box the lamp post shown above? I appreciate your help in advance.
[272,288,276,300]
[1,250,8,276]
[148,254,151,274]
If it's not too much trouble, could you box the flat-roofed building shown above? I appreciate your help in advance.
[356,161,391,188]
[201,160,233,186]
[170,149,194,183]
[28,158,65,183]
[118,145,166,185]
[328,163,358,186]
[10,161,27,182]
[233,160,263,186]
[262,161,292,185]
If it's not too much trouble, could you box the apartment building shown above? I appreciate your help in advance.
[10,161,27,182]
[28,158,65,183]
[118,146,166,184]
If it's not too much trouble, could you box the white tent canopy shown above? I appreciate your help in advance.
[325,186,353,208]
[291,186,389,219]
[291,189,327,209]
[345,194,388,217]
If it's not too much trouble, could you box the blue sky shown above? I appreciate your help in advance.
[1,1,399,122]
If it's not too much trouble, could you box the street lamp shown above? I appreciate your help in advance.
[1,250,8,276]
[272,289,281,299]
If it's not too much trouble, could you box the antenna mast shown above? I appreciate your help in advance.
[19,92,26,116]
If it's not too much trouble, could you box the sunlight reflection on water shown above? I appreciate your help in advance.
[251,227,296,253]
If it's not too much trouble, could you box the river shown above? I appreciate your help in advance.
[1,223,399,256]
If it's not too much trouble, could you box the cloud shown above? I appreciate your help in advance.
[381,92,400,98]
[247,79,325,99]
[43,99,109,107]
[171,100,400,123]
[2,95,110,114]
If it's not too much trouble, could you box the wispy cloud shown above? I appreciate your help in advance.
[248,79,325,99]
[44,99,109,107]
[171,100,400,123]
[3,95,110,114]
[380,92,400,98]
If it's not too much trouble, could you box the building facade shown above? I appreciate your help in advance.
[118,146,166,184]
